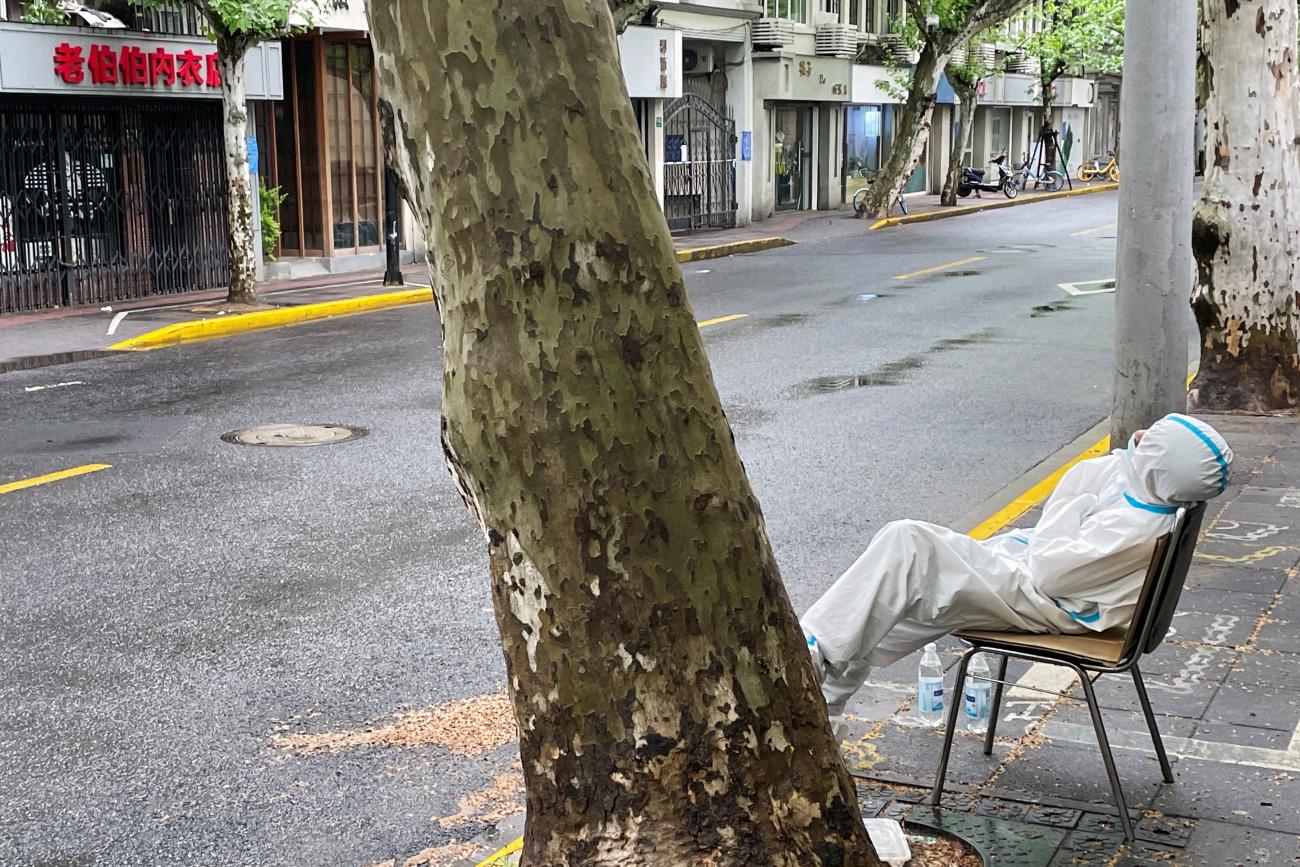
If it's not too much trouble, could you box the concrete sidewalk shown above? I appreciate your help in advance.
[453,411,1300,867]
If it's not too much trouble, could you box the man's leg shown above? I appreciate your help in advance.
[802,520,1053,715]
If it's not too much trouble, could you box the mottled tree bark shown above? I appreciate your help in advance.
[941,78,978,206]
[366,3,878,865]
[214,37,257,305]
[1190,0,1300,412]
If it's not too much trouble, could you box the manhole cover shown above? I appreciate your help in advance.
[221,424,367,447]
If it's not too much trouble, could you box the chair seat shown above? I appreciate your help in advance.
[955,627,1129,665]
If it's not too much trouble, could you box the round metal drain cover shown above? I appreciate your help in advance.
[221,424,367,447]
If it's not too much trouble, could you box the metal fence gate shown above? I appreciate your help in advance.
[662,94,737,233]
[0,98,229,314]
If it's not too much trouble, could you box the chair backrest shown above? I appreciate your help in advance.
[1119,502,1208,660]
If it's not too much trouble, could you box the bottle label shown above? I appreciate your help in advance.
[918,677,944,714]
[965,683,990,719]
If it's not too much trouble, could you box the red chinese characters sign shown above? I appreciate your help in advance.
[53,42,221,89]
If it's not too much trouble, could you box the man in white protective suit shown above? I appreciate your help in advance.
[801,413,1233,736]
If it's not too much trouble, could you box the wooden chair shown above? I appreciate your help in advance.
[929,502,1208,841]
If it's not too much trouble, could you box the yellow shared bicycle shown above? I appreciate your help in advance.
[1078,151,1119,183]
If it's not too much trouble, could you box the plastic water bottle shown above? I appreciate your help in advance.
[917,643,945,727]
[965,654,992,735]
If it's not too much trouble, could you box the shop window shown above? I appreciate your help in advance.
[323,41,381,252]
[844,105,882,199]
[765,0,806,23]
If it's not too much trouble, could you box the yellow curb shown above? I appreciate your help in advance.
[473,837,523,867]
[109,288,435,351]
[967,436,1111,540]
[869,182,1120,231]
[676,237,795,262]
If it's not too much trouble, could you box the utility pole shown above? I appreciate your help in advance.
[1110,2,1196,446]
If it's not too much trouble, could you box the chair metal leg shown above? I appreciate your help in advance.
[983,653,1009,756]
[1077,665,1135,841]
[1131,664,1174,783]
[930,648,975,806]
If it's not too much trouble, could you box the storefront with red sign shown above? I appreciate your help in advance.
[0,20,282,312]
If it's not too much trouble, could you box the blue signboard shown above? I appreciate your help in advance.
[246,136,259,174]
[741,131,752,161]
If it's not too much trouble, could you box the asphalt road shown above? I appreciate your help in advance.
[1,193,1126,865]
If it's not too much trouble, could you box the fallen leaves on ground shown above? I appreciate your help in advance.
[273,692,516,757]
[437,770,525,828]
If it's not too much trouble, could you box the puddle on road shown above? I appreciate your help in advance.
[931,327,999,351]
[793,325,1002,395]
[1029,301,1077,318]
[801,356,926,392]
[754,313,811,328]
[0,349,122,374]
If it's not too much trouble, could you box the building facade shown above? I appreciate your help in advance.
[0,4,283,312]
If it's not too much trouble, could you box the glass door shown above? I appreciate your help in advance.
[774,106,813,210]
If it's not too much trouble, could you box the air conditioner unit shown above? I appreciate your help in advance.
[683,45,716,76]
[752,18,796,49]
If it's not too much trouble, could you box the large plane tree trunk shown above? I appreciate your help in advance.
[366,3,878,865]
[215,36,257,305]
[1190,0,1300,412]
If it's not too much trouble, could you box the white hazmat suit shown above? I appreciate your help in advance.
[801,413,1233,728]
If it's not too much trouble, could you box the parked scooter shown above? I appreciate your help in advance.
[957,153,1017,199]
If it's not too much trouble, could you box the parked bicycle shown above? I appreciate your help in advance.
[851,172,909,217]
[1009,160,1065,194]
[1077,151,1120,183]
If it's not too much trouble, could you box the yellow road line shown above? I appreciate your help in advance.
[1069,222,1117,237]
[894,256,986,281]
[0,463,111,496]
[697,313,748,328]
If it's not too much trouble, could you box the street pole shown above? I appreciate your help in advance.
[383,163,403,286]
[1110,2,1196,447]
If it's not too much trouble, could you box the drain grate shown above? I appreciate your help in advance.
[221,424,367,447]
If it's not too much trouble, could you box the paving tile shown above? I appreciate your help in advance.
[1047,831,1125,866]
[1227,648,1300,688]
[991,738,1170,812]
[1025,805,1082,829]
[1175,586,1275,628]
[1190,719,1295,750]
[1079,669,1219,721]
[1203,681,1300,732]
[1150,761,1300,834]
[1050,702,1198,742]
[1180,818,1300,867]
[1138,640,1235,682]
[1134,813,1197,848]
[975,796,1030,821]
[845,720,1007,788]
[1184,561,1291,595]
[1254,619,1300,654]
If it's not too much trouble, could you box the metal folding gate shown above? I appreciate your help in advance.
[662,94,737,233]
[0,98,229,314]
